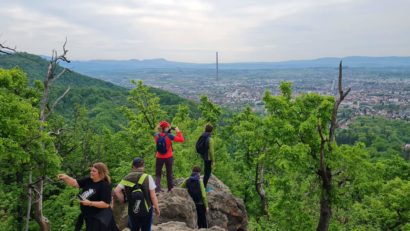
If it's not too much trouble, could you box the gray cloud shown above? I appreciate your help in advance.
[0,0,408,62]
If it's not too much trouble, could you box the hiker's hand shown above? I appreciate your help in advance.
[206,207,209,213]
[80,200,92,207]
[175,127,180,132]
[57,174,68,180]
[154,207,160,217]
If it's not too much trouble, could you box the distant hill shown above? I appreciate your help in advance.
[0,52,199,130]
[60,56,410,75]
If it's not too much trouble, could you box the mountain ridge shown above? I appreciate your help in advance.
[60,56,410,72]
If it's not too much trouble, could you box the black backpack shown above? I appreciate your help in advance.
[195,134,210,160]
[128,174,150,218]
[186,177,202,204]
[156,133,169,154]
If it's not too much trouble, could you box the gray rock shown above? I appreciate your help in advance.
[152,221,225,231]
[114,175,248,231]
[154,188,197,228]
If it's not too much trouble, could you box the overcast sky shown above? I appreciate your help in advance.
[0,0,409,62]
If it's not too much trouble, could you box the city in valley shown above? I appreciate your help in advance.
[73,64,410,124]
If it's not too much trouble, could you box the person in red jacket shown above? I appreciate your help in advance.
[154,121,184,192]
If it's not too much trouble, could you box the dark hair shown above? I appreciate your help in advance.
[93,162,111,184]
[205,124,213,133]
[192,165,201,173]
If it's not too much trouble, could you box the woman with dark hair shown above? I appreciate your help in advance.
[58,162,118,231]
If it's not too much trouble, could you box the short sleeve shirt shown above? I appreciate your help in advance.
[77,177,112,217]
[117,171,156,207]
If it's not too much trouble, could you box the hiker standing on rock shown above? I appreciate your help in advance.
[180,165,209,229]
[196,124,215,188]
[154,120,184,192]
[114,157,160,231]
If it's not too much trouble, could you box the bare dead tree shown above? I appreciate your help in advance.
[316,61,350,231]
[26,38,71,231]
[0,41,16,54]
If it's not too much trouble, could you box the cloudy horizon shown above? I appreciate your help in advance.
[1,0,409,63]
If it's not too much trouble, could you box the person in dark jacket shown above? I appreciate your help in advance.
[180,165,208,229]
[198,124,215,188]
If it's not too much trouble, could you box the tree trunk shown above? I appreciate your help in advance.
[16,172,24,231]
[316,61,349,230]
[317,166,332,231]
[33,178,50,231]
[33,45,68,231]
[255,163,269,216]
[25,172,33,231]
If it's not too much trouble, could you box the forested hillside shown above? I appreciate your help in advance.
[0,53,199,130]
[1,53,409,231]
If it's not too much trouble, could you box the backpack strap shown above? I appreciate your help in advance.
[136,173,150,210]
[120,173,148,189]
[138,173,148,185]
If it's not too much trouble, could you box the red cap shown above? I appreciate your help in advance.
[159,121,170,129]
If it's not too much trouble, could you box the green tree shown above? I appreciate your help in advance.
[0,68,60,230]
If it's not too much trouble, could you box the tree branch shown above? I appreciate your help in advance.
[45,87,70,120]
[0,42,16,55]
[50,68,67,83]
[329,61,351,144]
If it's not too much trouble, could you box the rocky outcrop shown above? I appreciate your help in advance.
[204,176,248,231]
[113,175,248,231]
[154,188,197,228]
[152,221,225,231]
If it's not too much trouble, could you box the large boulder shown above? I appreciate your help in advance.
[205,176,248,231]
[114,175,248,231]
[154,188,197,228]
[112,199,128,230]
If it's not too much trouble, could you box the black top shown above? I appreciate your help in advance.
[77,177,112,218]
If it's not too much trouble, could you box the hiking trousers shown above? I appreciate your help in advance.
[203,160,212,187]
[195,203,208,229]
[155,157,174,192]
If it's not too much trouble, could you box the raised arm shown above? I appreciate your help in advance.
[173,127,184,142]
[58,174,79,188]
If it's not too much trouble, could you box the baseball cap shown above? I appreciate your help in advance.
[159,121,171,129]
[132,157,144,168]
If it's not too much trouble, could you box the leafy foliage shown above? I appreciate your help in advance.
[1,57,409,231]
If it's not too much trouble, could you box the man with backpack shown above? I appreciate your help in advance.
[180,165,209,229]
[154,120,184,192]
[114,157,160,231]
[195,124,215,188]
